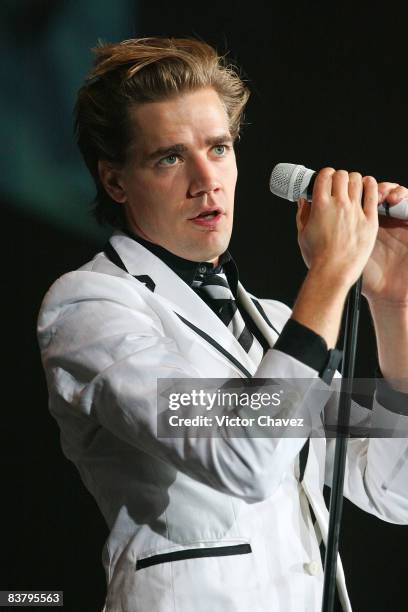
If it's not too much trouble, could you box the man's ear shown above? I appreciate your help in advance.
[98,160,127,204]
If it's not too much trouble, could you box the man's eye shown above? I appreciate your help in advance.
[159,154,179,166]
[213,145,226,156]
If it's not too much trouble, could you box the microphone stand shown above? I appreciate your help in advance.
[321,276,362,612]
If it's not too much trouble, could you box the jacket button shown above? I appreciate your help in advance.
[304,560,320,576]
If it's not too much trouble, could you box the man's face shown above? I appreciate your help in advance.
[115,87,238,264]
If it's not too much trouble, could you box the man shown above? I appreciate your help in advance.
[37,37,408,611]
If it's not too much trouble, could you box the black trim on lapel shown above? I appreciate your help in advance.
[299,438,310,482]
[104,243,155,291]
[176,313,252,378]
[251,298,281,337]
[134,275,156,292]
[136,543,252,570]
[104,242,127,270]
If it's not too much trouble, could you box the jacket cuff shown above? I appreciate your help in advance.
[274,318,342,384]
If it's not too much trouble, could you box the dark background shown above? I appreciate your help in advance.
[2,1,408,611]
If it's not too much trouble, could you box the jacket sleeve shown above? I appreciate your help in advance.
[324,390,408,524]
[38,271,332,503]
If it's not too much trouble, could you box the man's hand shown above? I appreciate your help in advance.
[361,182,408,390]
[292,168,379,348]
[295,169,408,388]
[362,182,408,307]
[296,168,379,288]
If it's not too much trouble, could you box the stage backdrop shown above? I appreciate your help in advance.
[2,2,407,611]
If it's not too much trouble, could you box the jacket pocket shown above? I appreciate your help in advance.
[136,542,252,570]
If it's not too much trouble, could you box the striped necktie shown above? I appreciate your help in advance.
[193,269,264,368]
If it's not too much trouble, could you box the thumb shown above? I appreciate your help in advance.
[296,198,311,231]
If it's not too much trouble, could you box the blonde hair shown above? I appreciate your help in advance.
[74,37,250,227]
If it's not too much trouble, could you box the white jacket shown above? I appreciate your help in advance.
[37,231,408,612]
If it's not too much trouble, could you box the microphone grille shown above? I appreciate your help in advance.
[292,166,308,200]
[270,163,314,202]
[269,163,295,199]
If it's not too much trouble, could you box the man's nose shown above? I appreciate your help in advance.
[188,158,221,198]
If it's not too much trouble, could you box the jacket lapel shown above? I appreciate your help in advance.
[237,284,281,347]
[109,232,277,377]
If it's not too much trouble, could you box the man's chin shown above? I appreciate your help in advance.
[187,237,230,264]
[174,245,228,264]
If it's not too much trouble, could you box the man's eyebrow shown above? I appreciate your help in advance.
[144,143,188,162]
[205,133,233,147]
[143,134,233,163]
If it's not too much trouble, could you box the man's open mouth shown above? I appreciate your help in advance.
[191,209,222,221]
[195,211,220,219]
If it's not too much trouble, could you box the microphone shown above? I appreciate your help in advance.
[270,163,408,220]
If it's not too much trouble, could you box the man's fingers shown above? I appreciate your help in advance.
[315,169,365,206]
[312,167,335,206]
[387,186,408,204]
[331,169,349,202]
[377,182,400,203]
[362,176,379,221]
[348,172,363,205]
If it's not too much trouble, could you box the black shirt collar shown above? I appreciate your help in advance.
[123,229,239,294]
